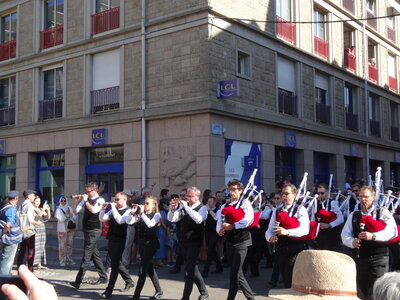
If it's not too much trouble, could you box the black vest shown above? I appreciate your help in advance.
[82,197,101,231]
[137,212,158,243]
[180,204,204,244]
[205,207,218,232]
[107,207,129,241]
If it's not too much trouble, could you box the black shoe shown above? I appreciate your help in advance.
[69,281,80,290]
[100,292,112,299]
[198,294,209,300]
[169,268,180,274]
[268,280,277,288]
[93,277,108,285]
[121,282,135,292]
[150,291,163,299]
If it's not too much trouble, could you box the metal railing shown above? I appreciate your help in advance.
[0,106,15,126]
[314,36,329,59]
[344,49,356,72]
[346,111,358,131]
[0,40,16,61]
[278,89,297,116]
[276,16,296,44]
[368,64,378,82]
[90,86,119,113]
[316,102,331,124]
[91,6,120,35]
[39,97,63,121]
[40,24,63,50]
[389,76,397,92]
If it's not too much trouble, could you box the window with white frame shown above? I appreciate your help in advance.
[313,9,326,40]
[237,50,251,79]
[276,0,291,21]
[0,12,16,43]
[44,0,64,29]
[95,0,119,13]
[366,0,376,13]
[388,53,396,78]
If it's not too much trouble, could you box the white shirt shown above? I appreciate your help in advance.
[341,205,397,248]
[127,212,161,228]
[216,199,254,233]
[265,203,310,241]
[100,206,131,224]
[260,206,273,220]
[167,201,208,224]
[75,196,105,214]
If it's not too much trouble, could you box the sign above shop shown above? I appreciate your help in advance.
[92,128,108,146]
[285,132,296,148]
[217,79,239,98]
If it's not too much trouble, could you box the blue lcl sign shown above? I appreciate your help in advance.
[217,79,239,98]
[92,128,108,146]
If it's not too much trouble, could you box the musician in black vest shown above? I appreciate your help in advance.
[70,182,108,289]
[216,179,255,300]
[202,195,223,277]
[341,185,397,300]
[265,183,309,288]
[127,195,163,300]
[168,186,209,300]
[313,183,344,251]
[100,192,135,299]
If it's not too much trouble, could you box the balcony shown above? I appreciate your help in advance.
[278,89,297,116]
[389,76,397,92]
[91,6,120,35]
[91,86,119,114]
[366,10,377,29]
[346,111,358,131]
[370,120,380,137]
[276,16,296,44]
[0,40,16,61]
[39,97,63,121]
[368,63,378,82]
[343,0,355,14]
[316,102,331,124]
[314,36,329,59]
[0,106,15,126]
[40,25,63,50]
[388,26,396,43]
[344,48,356,72]
[391,126,399,141]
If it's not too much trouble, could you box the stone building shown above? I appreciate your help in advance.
[0,0,399,206]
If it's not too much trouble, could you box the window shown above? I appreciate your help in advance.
[40,67,63,121]
[92,0,120,35]
[41,0,64,49]
[0,76,16,126]
[313,8,329,59]
[391,102,399,141]
[388,54,397,91]
[387,5,396,42]
[276,0,296,43]
[91,49,120,113]
[0,12,17,61]
[366,0,376,13]
[343,0,355,14]
[0,156,16,197]
[343,26,356,72]
[368,41,378,82]
[275,146,296,186]
[237,50,251,78]
[96,0,119,12]
[315,73,330,124]
[368,93,380,137]
[366,0,377,29]
[344,84,358,131]
[277,56,297,115]
[276,0,291,21]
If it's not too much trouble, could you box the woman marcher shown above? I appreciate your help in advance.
[33,196,51,270]
[55,195,76,266]
[127,196,163,300]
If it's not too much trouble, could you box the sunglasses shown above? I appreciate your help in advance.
[273,197,280,200]
[60,200,66,202]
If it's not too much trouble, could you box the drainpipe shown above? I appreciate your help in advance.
[141,0,147,189]
[362,4,370,180]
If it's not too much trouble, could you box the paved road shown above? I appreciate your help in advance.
[22,234,277,299]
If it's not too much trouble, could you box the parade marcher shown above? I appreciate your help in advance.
[341,185,397,300]
[266,183,310,288]
[17,190,42,273]
[121,188,135,267]
[100,192,135,299]
[168,186,209,300]
[202,195,223,278]
[312,183,344,251]
[128,195,163,300]
[70,182,108,289]
[0,191,22,275]
[217,179,255,300]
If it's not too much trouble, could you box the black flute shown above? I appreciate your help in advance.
[356,223,365,258]
[272,221,280,254]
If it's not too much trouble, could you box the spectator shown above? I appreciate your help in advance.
[33,196,51,270]
[373,271,400,300]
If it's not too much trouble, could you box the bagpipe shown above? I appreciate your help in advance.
[221,168,261,228]
[274,172,319,240]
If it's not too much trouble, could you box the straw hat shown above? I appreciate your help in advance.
[269,250,359,299]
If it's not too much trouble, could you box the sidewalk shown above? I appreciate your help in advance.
[24,233,276,299]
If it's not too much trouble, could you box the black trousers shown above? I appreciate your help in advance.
[133,240,162,298]
[105,238,133,295]
[74,229,107,285]
[227,244,254,300]
[355,254,389,300]
[203,231,222,273]
[277,242,306,288]
[180,242,208,300]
